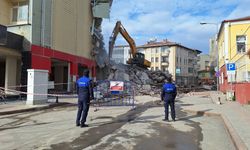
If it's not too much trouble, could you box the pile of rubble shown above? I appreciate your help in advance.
[107,62,171,96]
[90,16,170,96]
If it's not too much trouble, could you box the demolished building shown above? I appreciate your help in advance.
[91,0,113,80]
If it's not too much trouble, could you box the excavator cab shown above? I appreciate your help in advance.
[127,52,151,68]
[131,52,145,65]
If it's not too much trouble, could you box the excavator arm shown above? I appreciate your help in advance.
[109,21,151,68]
[109,21,137,59]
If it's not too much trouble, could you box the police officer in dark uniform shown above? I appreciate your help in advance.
[76,69,93,127]
[161,76,177,122]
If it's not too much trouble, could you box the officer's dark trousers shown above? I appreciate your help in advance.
[164,98,175,120]
[76,97,90,125]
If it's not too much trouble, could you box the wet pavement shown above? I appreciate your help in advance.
[0,96,235,150]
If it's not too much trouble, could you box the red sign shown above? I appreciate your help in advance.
[110,81,124,91]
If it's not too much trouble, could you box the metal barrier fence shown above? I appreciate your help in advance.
[93,80,135,107]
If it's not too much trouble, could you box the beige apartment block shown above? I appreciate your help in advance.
[138,39,201,86]
[209,36,217,68]
[197,54,210,71]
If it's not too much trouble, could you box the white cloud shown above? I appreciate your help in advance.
[102,0,249,54]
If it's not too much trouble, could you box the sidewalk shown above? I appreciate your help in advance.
[180,91,250,150]
[0,98,77,115]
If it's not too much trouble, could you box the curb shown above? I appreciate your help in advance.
[221,115,248,150]
[183,109,247,150]
[0,102,72,116]
[0,100,120,116]
[184,109,220,117]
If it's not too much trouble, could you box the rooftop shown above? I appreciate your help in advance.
[218,16,250,38]
[137,39,201,53]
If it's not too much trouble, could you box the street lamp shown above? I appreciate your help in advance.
[200,22,218,25]
[200,22,220,91]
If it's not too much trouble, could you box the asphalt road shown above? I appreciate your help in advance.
[0,96,235,150]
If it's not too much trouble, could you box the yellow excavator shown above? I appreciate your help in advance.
[109,21,151,68]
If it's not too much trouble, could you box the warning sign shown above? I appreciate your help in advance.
[110,81,124,91]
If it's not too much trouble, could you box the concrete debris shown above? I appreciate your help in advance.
[106,62,171,96]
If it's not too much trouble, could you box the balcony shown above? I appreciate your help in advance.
[92,0,112,18]
[161,62,169,66]
[7,24,31,43]
[0,24,23,50]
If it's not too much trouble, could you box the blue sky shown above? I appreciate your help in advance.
[102,0,250,54]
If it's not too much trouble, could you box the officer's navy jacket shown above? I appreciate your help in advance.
[161,82,177,101]
[76,76,93,100]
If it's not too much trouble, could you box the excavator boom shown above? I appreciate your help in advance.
[109,21,151,68]
[109,21,137,58]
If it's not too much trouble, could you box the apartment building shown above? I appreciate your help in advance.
[197,54,214,84]
[197,54,210,71]
[111,45,130,64]
[218,16,250,104]
[0,0,111,92]
[138,39,201,87]
[209,36,217,68]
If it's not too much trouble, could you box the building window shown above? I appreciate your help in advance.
[161,56,168,62]
[151,67,154,71]
[151,57,154,62]
[155,48,158,53]
[161,46,169,53]
[155,57,159,62]
[161,47,165,53]
[205,61,209,66]
[236,35,246,53]
[244,71,250,81]
[188,68,193,73]
[11,1,29,24]
[156,67,159,71]
[162,67,167,72]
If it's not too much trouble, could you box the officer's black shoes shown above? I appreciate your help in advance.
[162,118,169,122]
[81,124,89,128]
[76,123,80,127]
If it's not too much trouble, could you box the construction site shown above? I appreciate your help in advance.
[1,0,250,150]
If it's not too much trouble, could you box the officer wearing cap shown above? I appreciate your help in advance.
[161,76,177,122]
[76,69,93,127]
